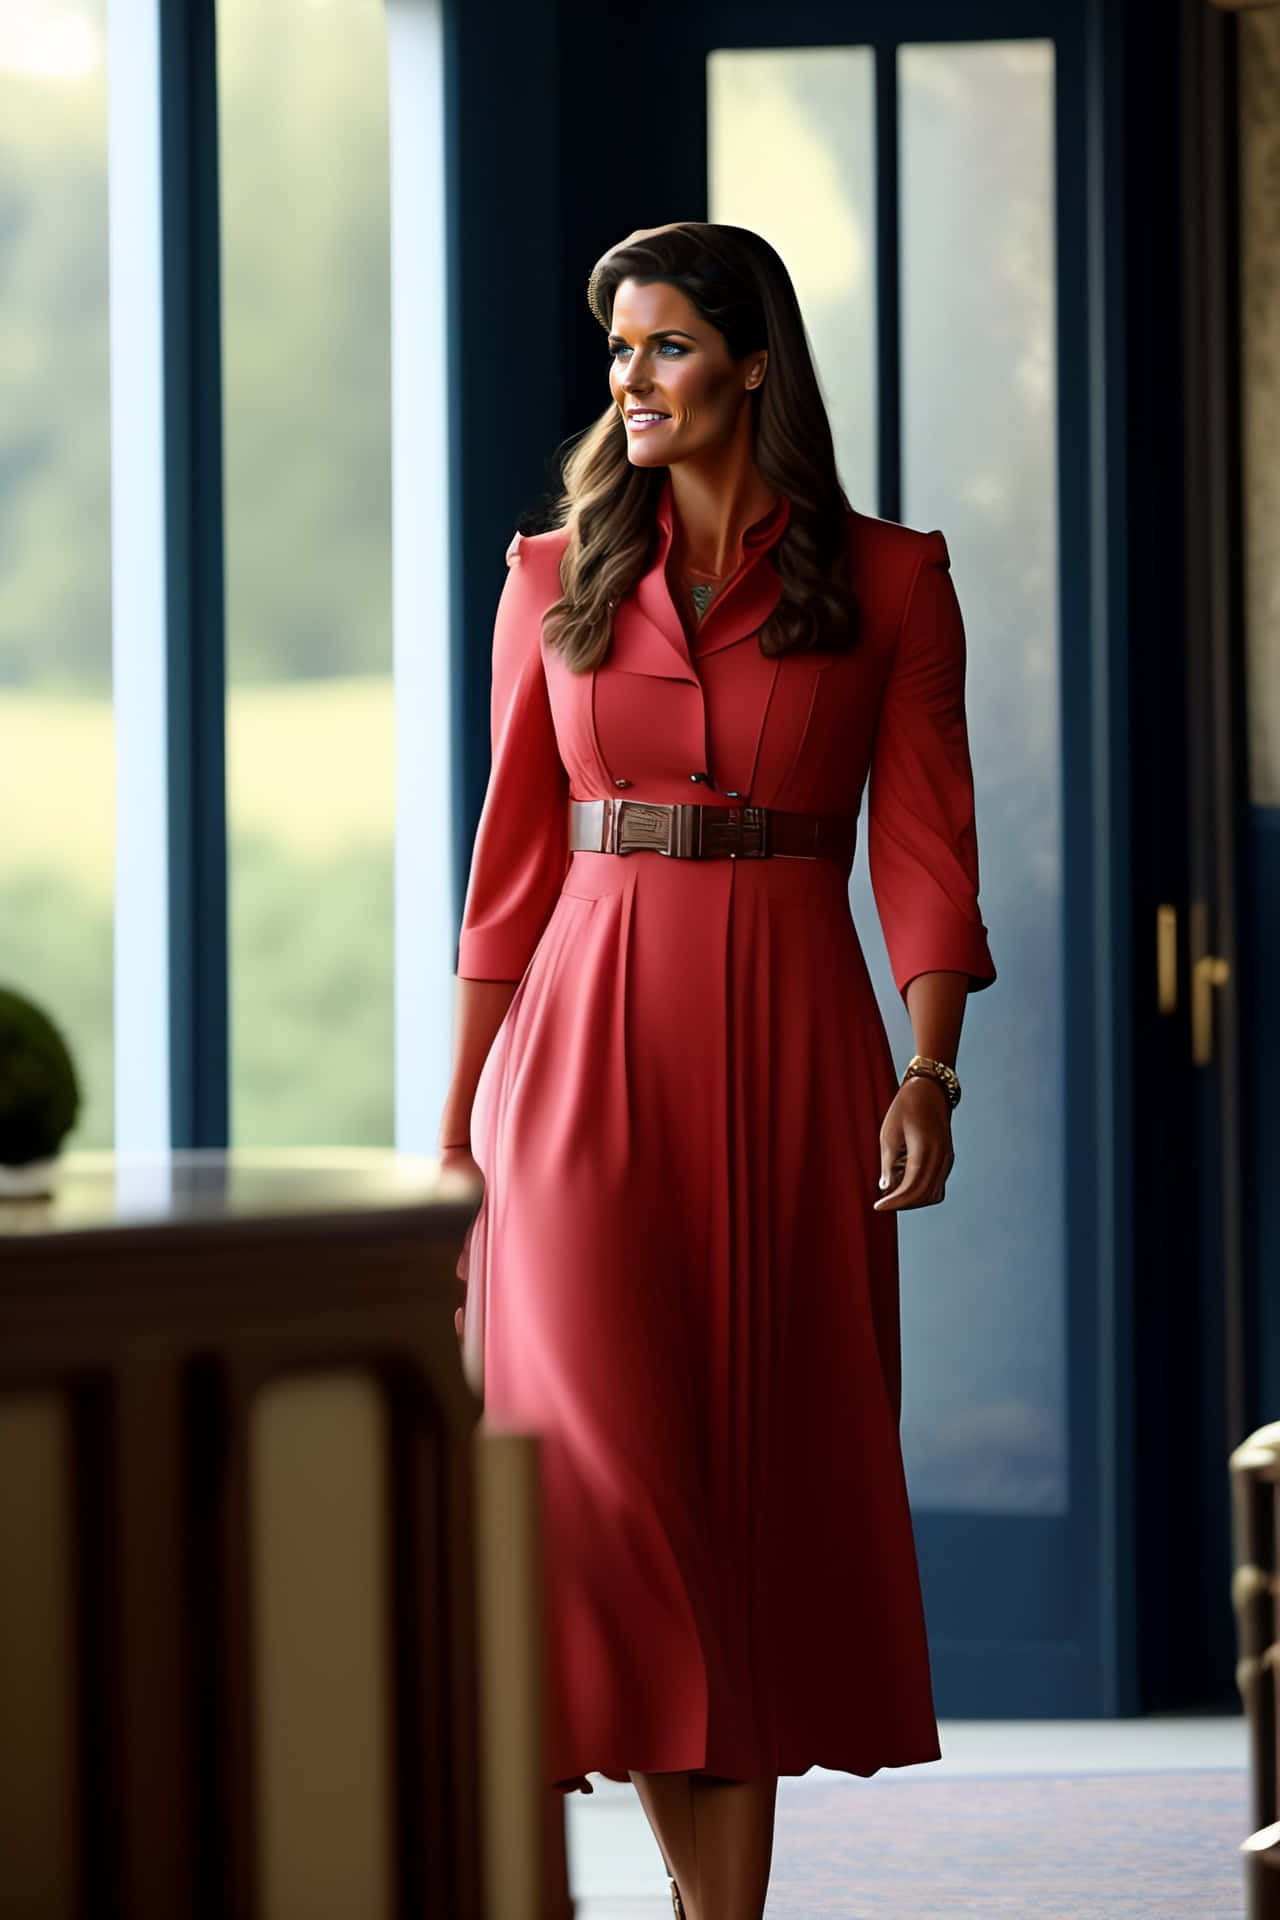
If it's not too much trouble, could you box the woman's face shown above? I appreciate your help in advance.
[607,276,765,469]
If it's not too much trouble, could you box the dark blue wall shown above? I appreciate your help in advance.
[445,0,567,913]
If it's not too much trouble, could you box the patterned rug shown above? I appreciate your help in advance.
[762,1768,1248,1918]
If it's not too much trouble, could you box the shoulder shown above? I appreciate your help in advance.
[504,524,571,572]
[841,508,951,638]
[843,505,949,576]
[495,526,571,642]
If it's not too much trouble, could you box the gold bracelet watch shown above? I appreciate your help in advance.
[901,1054,962,1110]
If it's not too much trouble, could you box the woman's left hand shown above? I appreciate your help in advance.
[873,1076,955,1211]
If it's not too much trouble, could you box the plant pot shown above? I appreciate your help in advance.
[0,1156,60,1201]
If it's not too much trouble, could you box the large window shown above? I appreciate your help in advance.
[0,2,114,1148]
[217,0,395,1147]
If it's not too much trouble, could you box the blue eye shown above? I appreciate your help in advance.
[608,341,688,360]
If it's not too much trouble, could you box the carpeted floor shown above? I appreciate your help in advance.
[760,1767,1248,1918]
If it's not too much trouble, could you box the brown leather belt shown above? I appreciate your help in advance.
[569,797,857,864]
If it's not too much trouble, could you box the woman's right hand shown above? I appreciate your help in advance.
[438,972,517,1345]
[439,1141,482,1182]
[440,1142,483,1339]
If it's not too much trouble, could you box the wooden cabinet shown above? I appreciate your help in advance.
[0,1149,550,1920]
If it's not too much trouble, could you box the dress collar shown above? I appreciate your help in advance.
[654,471,791,556]
[612,473,790,677]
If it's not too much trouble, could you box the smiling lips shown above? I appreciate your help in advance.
[626,410,670,430]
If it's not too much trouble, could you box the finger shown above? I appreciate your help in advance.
[876,1180,928,1212]
[881,1176,949,1213]
[877,1146,909,1202]
[877,1125,954,1210]
[879,1124,905,1194]
[875,1143,931,1210]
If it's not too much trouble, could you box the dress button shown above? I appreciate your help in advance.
[690,771,712,785]
[614,777,632,789]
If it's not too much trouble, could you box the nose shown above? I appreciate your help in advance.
[619,355,651,394]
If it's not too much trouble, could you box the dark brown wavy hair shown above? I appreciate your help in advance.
[541,221,862,673]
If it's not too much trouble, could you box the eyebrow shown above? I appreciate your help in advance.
[606,327,699,343]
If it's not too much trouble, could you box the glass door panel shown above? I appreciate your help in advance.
[893,39,1063,1514]
[709,39,1064,1516]
[708,46,878,512]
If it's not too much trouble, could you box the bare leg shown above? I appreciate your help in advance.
[629,1769,699,1911]
[630,1769,779,1920]
[688,1773,778,1920]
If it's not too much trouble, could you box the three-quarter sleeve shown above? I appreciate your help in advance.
[867,530,996,1001]
[455,533,570,981]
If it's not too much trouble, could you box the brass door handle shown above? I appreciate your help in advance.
[1192,951,1231,1066]
[1157,904,1178,1015]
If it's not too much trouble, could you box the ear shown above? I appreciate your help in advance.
[745,351,768,390]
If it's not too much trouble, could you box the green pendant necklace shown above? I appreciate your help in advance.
[689,581,717,622]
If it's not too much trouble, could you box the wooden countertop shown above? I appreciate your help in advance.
[0,1147,481,1246]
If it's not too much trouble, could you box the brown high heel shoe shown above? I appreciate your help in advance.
[668,1875,687,1919]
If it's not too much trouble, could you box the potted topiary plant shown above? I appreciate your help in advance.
[0,987,82,1199]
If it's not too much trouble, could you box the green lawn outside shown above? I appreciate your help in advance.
[2,678,398,1149]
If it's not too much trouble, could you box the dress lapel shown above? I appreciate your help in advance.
[605,475,791,679]
[676,478,789,658]
[692,497,789,657]
[621,490,697,682]
[607,599,699,683]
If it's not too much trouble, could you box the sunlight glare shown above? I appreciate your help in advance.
[0,1,101,80]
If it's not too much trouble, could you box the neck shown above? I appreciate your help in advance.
[665,428,776,577]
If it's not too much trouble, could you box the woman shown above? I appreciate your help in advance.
[438,221,995,1920]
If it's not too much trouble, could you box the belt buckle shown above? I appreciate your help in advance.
[613,799,674,856]
[699,805,770,859]
[615,803,700,858]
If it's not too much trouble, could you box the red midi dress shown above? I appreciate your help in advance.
[455,475,996,1795]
